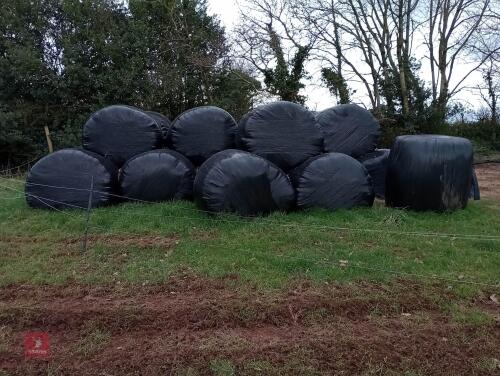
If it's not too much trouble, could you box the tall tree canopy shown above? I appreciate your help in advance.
[0,0,259,165]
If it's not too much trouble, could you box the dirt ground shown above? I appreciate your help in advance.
[475,162,500,200]
[1,274,499,375]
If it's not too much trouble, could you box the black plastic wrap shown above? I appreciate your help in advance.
[358,149,390,199]
[316,104,380,157]
[235,111,252,148]
[385,135,473,211]
[290,153,374,210]
[25,148,118,210]
[145,111,171,145]
[119,149,195,202]
[470,167,480,200]
[167,106,237,165]
[238,101,323,172]
[83,105,163,166]
[194,149,295,216]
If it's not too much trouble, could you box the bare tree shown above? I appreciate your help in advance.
[298,0,422,119]
[233,0,315,103]
[424,0,494,121]
[236,0,498,126]
[469,1,500,139]
[480,61,499,138]
[293,0,352,105]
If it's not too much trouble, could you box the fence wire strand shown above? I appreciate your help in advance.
[0,175,499,289]
[3,175,499,242]
[229,245,500,288]
[83,217,500,289]
[0,155,41,175]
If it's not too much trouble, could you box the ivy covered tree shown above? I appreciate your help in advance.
[321,67,350,105]
[234,0,314,105]
[262,24,309,104]
[378,58,431,132]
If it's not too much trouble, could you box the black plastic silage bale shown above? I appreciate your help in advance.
[25,148,118,210]
[238,101,324,172]
[235,111,252,148]
[194,149,295,216]
[145,111,171,146]
[83,105,163,167]
[119,149,195,202]
[290,152,374,211]
[167,106,237,165]
[385,135,473,211]
[316,104,380,158]
[358,149,390,199]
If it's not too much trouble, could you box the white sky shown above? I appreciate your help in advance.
[207,0,485,112]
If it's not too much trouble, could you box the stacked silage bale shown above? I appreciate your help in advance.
[25,101,476,215]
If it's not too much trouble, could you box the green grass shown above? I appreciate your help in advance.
[209,359,236,376]
[75,328,111,357]
[0,176,499,295]
[446,303,494,325]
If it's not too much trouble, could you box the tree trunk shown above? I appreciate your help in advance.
[434,2,450,126]
[332,12,347,104]
[397,0,409,117]
[487,70,497,141]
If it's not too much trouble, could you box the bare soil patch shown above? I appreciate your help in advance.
[1,234,179,251]
[67,234,180,249]
[475,162,500,201]
[0,275,498,375]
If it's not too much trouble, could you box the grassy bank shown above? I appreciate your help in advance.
[0,176,498,295]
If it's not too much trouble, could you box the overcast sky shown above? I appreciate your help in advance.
[207,0,485,113]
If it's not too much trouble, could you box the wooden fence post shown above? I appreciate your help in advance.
[44,126,53,153]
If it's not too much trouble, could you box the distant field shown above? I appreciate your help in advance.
[0,176,499,375]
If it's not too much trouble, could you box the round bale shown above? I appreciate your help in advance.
[316,104,379,157]
[145,110,171,146]
[83,105,163,167]
[358,149,390,199]
[119,149,195,202]
[194,149,295,216]
[167,106,237,165]
[385,135,473,211]
[290,152,374,210]
[238,101,324,172]
[25,148,117,209]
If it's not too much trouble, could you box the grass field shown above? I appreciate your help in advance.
[0,176,499,375]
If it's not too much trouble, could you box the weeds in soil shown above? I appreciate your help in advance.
[75,328,110,357]
[210,359,236,376]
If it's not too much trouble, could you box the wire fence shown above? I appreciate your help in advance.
[3,175,500,241]
[3,174,500,251]
[3,180,500,243]
[0,156,500,287]
[1,151,496,178]
[0,172,499,289]
[0,155,42,176]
